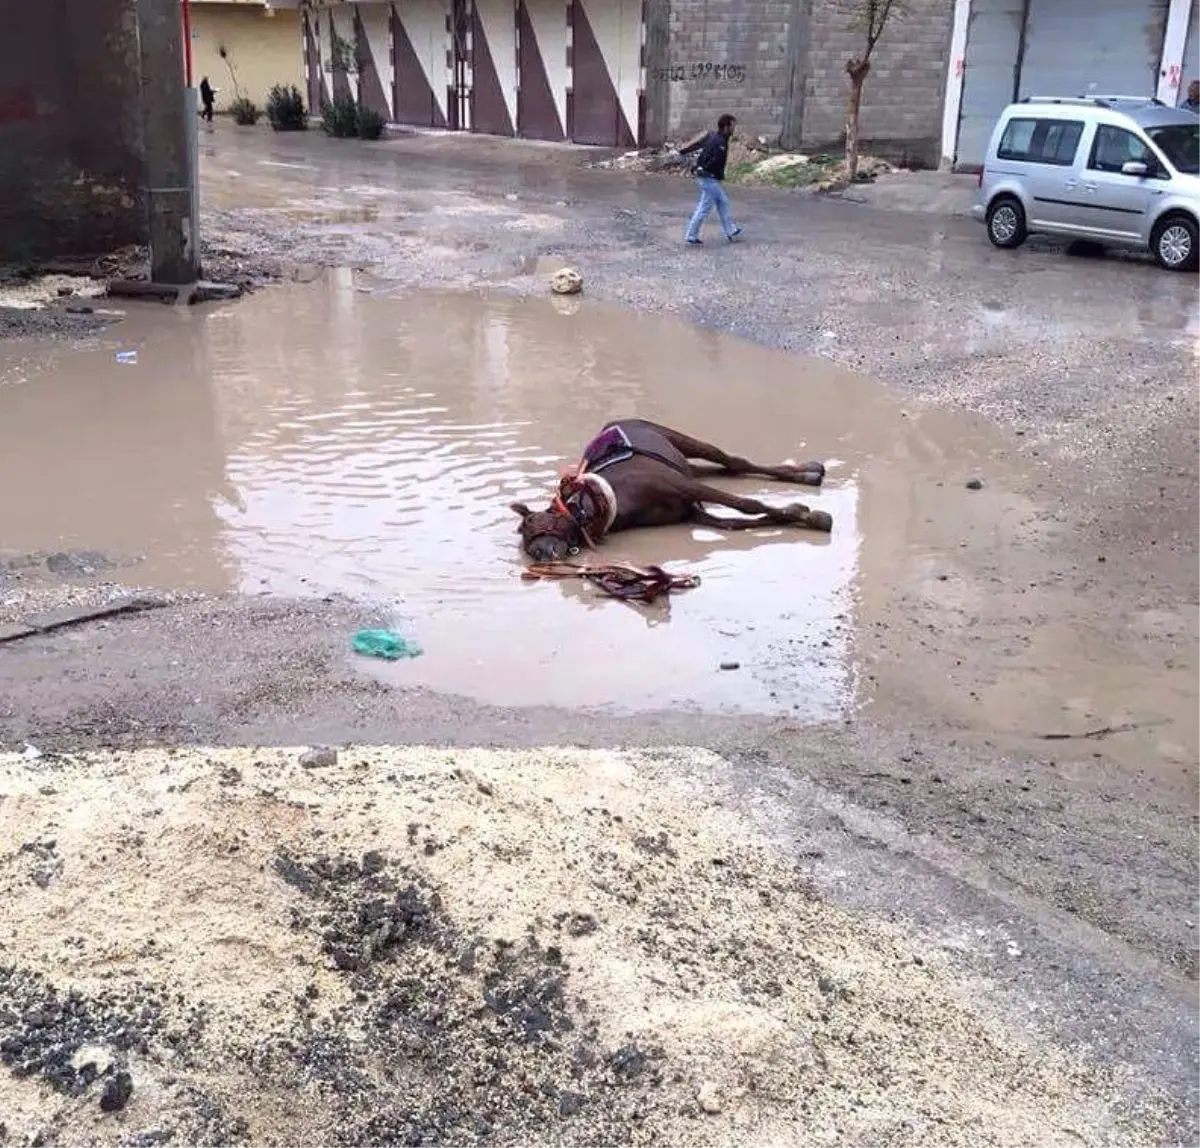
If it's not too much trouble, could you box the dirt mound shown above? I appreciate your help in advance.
[0,746,1167,1145]
[590,138,896,190]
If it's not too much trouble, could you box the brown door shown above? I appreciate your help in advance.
[392,0,448,127]
[517,0,565,141]
[470,0,515,135]
[567,0,635,146]
[353,7,391,119]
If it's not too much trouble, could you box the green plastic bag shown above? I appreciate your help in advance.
[352,628,423,661]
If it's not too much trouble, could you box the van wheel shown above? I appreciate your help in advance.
[986,197,1027,249]
[1151,213,1199,272]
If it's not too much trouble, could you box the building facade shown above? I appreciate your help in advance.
[943,0,1200,169]
[190,0,306,109]
[296,0,955,162]
[200,0,1197,166]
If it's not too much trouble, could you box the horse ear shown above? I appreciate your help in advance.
[509,502,532,519]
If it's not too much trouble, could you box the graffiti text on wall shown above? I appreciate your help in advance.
[653,63,747,85]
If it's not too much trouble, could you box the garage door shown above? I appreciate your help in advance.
[392,0,449,127]
[957,0,1024,168]
[1019,0,1169,102]
[517,0,568,141]
[354,3,394,121]
[471,0,517,135]
[568,0,640,146]
[1184,0,1199,99]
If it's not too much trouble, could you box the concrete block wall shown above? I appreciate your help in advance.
[652,0,953,165]
[0,0,145,261]
[799,0,953,166]
[660,0,797,139]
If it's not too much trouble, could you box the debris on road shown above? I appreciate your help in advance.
[0,595,174,647]
[298,746,339,769]
[351,627,423,660]
[548,266,583,296]
[591,137,898,190]
[521,561,700,604]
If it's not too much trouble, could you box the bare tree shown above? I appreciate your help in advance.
[844,0,901,184]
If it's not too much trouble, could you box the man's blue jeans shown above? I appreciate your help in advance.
[686,176,737,241]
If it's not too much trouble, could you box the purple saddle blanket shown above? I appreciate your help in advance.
[581,422,689,475]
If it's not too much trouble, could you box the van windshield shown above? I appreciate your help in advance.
[1147,123,1199,174]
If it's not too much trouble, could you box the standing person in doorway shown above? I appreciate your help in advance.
[1180,79,1199,113]
[681,113,742,246]
[199,76,215,123]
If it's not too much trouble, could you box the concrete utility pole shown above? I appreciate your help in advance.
[136,0,200,284]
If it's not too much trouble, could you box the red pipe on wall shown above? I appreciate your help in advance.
[181,0,193,85]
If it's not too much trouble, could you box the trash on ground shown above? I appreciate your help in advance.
[522,561,700,604]
[590,138,899,190]
[115,350,138,365]
[352,628,423,660]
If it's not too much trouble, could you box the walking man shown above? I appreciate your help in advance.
[199,76,215,123]
[681,113,742,245]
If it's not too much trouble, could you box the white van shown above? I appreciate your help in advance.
[970,96,1200,272]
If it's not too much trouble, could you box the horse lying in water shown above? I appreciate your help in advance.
[511,419,832,563]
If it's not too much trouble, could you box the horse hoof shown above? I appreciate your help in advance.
[801,468,825,488]
[806,510,833,533]
[801,461,826,480]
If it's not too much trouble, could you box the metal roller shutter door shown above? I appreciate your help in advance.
[957,0,1024,168]
[517,0,568,140]
[568,0,639,146]
[1019,0,1169,101]
[1185,0,1199,96]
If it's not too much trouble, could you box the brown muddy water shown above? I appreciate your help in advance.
[0,272,1137,726]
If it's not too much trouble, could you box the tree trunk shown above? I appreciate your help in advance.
[844,59,870,186]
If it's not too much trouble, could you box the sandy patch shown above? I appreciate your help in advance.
[0,746,1166,1145]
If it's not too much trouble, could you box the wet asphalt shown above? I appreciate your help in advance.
[1,123,1197,1138]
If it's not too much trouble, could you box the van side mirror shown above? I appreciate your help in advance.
[1121,160,1149,177]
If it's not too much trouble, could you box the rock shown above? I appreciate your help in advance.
[696,1080,722,1114]
[558,1090,585,1117]
[299,747,338,769]
[966,478,983,490]
[719,661,740,671]
[100,1071,134,1112]
[57,286,75,297]
[549,267,583,296]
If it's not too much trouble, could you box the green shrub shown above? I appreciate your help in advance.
[266,84,307,131]
[322,95,359,138]
[230,96,260,126]
[357,106,385,141]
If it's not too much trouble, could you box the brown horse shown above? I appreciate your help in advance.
[511,419,832,563]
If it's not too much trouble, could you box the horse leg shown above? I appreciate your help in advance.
[637,420,825,488]
[684,480,832,533]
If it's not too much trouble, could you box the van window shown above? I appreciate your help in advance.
[1147,123,1199,173]
[1088,125,1159,174]
[996,117,1084,165]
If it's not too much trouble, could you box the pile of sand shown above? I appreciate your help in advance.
[0,745,1165,1145]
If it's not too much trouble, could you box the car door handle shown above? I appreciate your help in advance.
[1064,180,1078,190]
[1082,183,1098,193]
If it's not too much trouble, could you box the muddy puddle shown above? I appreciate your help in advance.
[2,273,1190,745]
